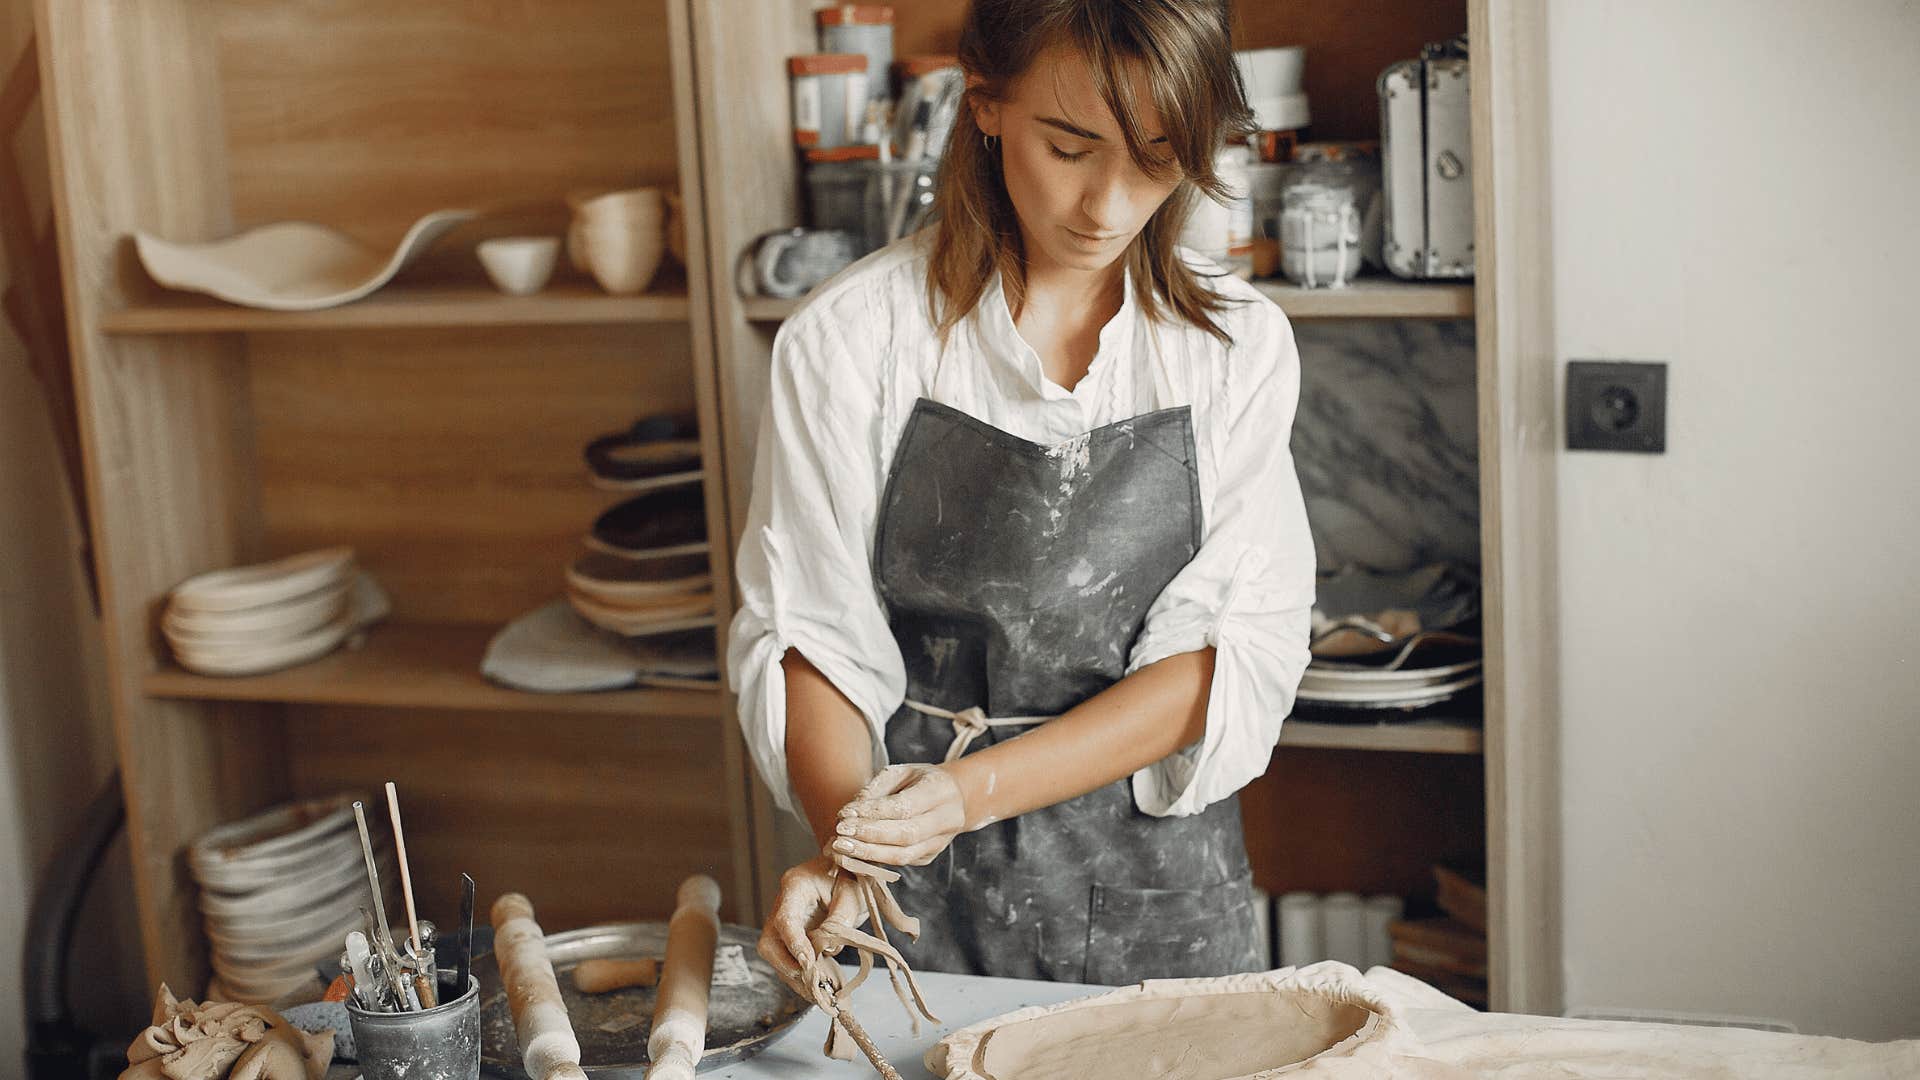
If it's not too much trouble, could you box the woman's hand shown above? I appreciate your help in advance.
[830,763,973,868]
[757,855,863,991]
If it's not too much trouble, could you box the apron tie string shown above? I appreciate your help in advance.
[902,698,1060,763]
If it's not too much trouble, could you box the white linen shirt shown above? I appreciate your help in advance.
[726,235,1315,820]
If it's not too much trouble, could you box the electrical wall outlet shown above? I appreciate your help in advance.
[1566,360,1667,453]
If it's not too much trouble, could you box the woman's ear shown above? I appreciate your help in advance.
[965,75,1003,138]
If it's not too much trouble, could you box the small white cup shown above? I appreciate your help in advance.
[477,236,560,295]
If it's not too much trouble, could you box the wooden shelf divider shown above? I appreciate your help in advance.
[103,282,693,335]
[144,620,722,717]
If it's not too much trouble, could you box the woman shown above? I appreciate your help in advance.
[729,0,1314,989]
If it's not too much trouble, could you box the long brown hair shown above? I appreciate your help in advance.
[926,0,1257,346]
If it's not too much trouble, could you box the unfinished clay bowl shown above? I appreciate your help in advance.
[928,964,1409,1080]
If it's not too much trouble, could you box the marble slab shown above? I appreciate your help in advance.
[1289,319,1480,574]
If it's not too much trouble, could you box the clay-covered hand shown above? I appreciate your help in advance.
[830,763,973,868]
[757,855,864,989]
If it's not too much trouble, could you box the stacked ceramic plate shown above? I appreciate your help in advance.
[1301,564,1483,712]
[571,417,718,638]
[190,793,395,1004]
[163,548,390,677]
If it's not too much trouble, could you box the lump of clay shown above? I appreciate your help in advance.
[120,985,333,1080]
[927,965,1414,1080]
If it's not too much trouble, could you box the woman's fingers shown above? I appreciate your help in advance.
[837,813,932,846]
[829,832,950,867]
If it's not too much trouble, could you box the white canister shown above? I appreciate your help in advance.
[1321,891,1366,968]
[790,53,869,150]
[1362,894,1405,971]
[1276,891,1323,968]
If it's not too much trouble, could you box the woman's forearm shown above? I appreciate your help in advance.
[944,647,1215,828]
[782,648,879,847]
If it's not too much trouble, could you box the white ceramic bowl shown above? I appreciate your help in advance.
[168,548,355,614]
[476,236,560,296]
[189,793,361,864]
[164,578,351,645]
[190,829,364,893]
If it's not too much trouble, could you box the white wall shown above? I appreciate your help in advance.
[1549,0,1920,1041]
[0,7,147,1058]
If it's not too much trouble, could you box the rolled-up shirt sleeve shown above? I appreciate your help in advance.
[1125,303,1316,817]
[726,311,904,817]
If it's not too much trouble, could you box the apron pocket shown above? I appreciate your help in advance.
[1083,872,1262,985]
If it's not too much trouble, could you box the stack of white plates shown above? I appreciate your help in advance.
[164,548,390,677]
[1298,655,1483,711]
[190,793,394,1004]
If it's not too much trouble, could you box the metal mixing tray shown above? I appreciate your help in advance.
[474,921,810,1078]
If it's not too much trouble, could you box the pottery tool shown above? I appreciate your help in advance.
[345,931,380,1010]
[409,919,440,1008]
[455,872,476,995]
[353,800,414,1008]
[807,968,902,1080]
[383,783,424,951]
[492,892,588,1080]
[573,957,660,994]
[644,875,722,1080]
[384,781,437,1007]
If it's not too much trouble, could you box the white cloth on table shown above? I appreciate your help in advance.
[726,233,1316,819]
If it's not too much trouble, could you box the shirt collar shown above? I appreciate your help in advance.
[976,260,1138,401]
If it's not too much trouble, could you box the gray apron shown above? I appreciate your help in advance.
[870,396,1262,985]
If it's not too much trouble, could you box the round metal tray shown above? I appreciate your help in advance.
[474,921,810,1078]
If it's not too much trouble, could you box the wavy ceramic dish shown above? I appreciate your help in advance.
[135,209,476,310]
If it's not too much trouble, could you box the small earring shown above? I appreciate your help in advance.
[982,133,999,152]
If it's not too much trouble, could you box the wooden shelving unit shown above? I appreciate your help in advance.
[39,0,1559,1013]
[103,282,694,335]
[34,0,756,996]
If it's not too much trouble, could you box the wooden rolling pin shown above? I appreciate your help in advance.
[644,875,722,1080]
[573,956,659,994]
[491,893,588,1080]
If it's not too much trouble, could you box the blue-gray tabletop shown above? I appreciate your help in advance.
[328,970,1096,1080]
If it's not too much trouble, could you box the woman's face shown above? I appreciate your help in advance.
[973,46,1182,276]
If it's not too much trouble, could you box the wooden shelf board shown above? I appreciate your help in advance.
[103,282,692,334]
[1279,718,1483,754]
[1252,277,1475,319]
[741,276,1473,323]
[143,620,722,717]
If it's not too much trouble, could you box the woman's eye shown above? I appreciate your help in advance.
[1046,143,1090,163]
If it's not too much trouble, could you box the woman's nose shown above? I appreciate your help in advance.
[1078,162,1132,230]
